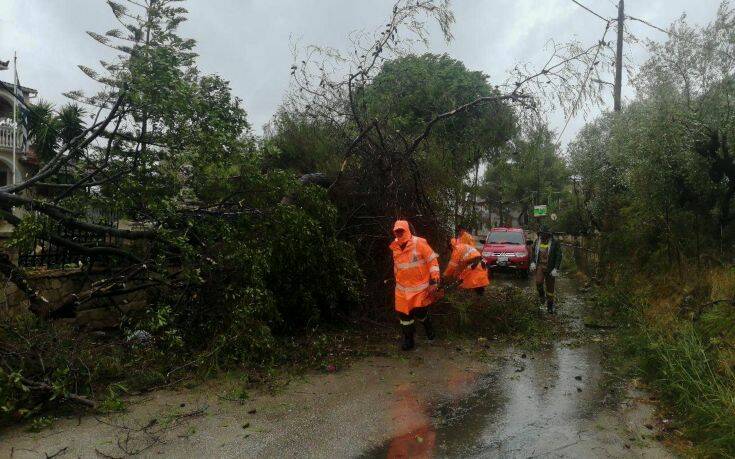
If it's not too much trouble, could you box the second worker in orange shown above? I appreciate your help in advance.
[443,237,490,296]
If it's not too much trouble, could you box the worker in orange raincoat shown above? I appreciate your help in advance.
[444,238,490,296]
[390,220,440,351]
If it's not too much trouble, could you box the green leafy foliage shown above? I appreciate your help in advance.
[361,54,515,149]
[568,4,735,269]
[482,124,569,230]
[27,416,54,433]
[567,5,735,453]
[590,279,735,455]
[2,0,365,421]
[67,1,364,354]
[26,101,85,165]
[98,384,127,413]
[266,53,518,308]
[7,213,43,253]
[437,285,544,338]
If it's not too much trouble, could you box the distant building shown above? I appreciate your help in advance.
[475,198,528,236]
[0,80,37,186]
[486,202,527,229]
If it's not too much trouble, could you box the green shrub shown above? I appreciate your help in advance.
[27,416,54,432]
[99,384,127,413]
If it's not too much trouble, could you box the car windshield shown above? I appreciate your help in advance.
[487,231,524,245]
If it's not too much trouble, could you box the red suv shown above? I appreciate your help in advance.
[482,227,532,275]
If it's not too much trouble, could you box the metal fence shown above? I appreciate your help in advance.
[559,235,600,278]
[18,217,121,270]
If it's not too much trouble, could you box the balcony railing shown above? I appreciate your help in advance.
[0,124,24,151]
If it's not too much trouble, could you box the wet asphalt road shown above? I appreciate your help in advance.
[361,275,672,458]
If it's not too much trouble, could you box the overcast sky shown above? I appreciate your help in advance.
[0,0,724,148]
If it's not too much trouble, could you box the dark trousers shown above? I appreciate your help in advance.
[397,305,429,326]
[534,266,556,303]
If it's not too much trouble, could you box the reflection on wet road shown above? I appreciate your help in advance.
[363,276,671,459]
[385,383,436,458]
[431,344,607,457]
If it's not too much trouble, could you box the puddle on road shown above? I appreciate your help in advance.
[361,344,607,458]
[361,277,625,459]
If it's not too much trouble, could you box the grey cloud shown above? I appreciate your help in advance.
[0,0,724,145]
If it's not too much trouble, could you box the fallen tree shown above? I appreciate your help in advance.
[0,0,616,420]
[0,0,366,421]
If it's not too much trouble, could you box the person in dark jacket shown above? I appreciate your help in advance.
[530,226,562,313]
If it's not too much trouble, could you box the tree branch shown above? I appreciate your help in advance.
[0,192,155,240]
[0,253,49,310]
[2,93,126,194]
[407,93,530,154]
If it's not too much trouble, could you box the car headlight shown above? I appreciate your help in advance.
[482,252,491,257]
[514,252,526,258]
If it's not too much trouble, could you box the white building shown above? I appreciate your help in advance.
[0,80,36,186]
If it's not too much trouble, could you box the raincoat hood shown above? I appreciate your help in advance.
[393,220,412,244]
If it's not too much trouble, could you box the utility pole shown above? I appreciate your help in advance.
[12,52,17,184]
[614,0,624,112]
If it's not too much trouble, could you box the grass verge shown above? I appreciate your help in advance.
[594,268,735,456]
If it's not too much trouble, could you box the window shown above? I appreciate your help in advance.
[0,97,12,119]
[0,163,9,186]
[486,231,524,244]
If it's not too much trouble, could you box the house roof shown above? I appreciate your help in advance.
[0,80,37,95]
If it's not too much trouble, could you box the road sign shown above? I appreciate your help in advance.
[533,205,548,217]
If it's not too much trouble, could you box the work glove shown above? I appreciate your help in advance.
[530,263,537,272]
[550,268,559,277]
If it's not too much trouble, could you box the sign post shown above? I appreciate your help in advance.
[533,205,548,218]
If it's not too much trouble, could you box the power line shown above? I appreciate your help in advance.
[570,0,612,23]
[626,14,671,36]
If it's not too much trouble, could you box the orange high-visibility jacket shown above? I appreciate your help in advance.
[459,230,476,247]
[444,241,490,289]
[390,220,440,314]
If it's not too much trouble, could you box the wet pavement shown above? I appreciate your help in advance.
[0,276,672,458]
[361,276,672,458]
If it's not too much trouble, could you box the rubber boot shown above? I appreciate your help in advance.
[537,284,546,305]
[401,324,415,351]
[422,317,435,341]
[547,299,556,314]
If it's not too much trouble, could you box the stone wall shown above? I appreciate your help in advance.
[0,267,149,328]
